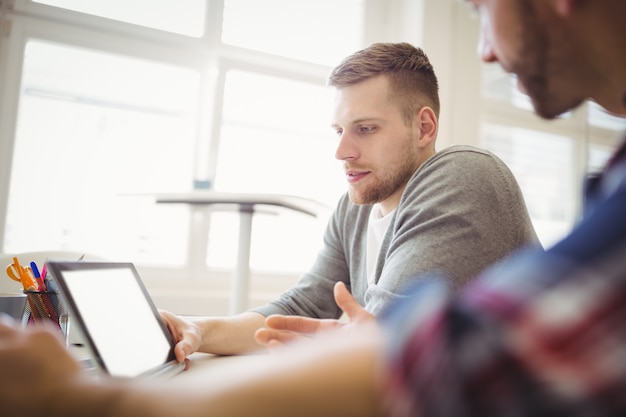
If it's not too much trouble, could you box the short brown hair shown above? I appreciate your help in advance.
[328,42,440,124]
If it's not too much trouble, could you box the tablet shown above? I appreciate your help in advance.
[46,261,184,379]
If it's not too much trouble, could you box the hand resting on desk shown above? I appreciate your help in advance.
[256,282,376,348]
[159,309,204,363]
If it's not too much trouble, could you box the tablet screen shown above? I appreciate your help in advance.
[50,262,175,378]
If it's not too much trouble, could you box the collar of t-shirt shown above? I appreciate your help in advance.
[366,204,396,286]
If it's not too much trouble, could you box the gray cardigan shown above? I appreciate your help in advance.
[253,145,540,318]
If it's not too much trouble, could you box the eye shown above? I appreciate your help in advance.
[358,125,376,134]
[333,128,343,137]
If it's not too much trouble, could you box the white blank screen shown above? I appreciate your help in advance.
[63,267,171,377]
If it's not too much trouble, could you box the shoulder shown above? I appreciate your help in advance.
[414,145,517,185]
[400,145,524,208]
[423,145,506,169]
[409,145,512,182]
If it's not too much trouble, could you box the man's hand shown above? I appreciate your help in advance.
[255,282,375,347]
[159,310,201,364]
[0,316,83,414]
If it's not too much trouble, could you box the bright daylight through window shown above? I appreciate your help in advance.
[2,0,365,276]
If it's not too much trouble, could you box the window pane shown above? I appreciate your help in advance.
[34,0,206,37]
[482,64,533,111]
[222,0,364,66]
[5,41,200,265]
[215,70,343,203]
[207,70,341,272]
[483,125,578,248]
[587,101,626,131]
[588,143,615,173]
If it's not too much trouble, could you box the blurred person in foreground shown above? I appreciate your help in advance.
[1,0,626,416]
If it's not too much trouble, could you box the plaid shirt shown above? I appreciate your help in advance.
[383,139,626,417]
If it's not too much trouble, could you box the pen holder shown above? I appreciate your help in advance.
[22,290,70,346]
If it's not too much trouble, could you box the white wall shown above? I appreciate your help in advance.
[421,0,482,150]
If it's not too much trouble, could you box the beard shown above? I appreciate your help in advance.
[348,148,419,206]
[513,2,584,120]
[519,58,584,120]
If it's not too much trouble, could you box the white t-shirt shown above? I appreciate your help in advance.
[366,204,395,286]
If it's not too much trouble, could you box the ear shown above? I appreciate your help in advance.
[414,106,438,148]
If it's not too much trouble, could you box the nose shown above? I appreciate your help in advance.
[335,131,358,161]
[478,14,497,63]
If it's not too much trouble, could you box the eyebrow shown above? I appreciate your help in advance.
[331,117,383,129]
[352,117,383,125]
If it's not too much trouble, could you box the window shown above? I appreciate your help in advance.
[0,0,384,287]
[5,40,197,263]
[221,0,363,66]
[33,0,207,37]
[210,70,342,270]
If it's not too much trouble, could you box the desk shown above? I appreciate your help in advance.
[175,352,271,384]
[70,346,271,383]
[155,192,330,314]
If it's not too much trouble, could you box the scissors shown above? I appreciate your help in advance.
[5,257,38,290]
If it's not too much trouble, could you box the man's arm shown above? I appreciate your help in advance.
[161,310,267,357]
[0,317,386,417]
[125,325,385,417]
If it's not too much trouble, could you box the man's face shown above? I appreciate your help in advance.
[331,75,424,214]
[470,0,586,119]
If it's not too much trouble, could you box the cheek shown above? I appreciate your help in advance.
[488,1,526,61]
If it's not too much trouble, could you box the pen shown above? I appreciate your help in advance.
[30,261,46,291]
[30,261,61,326]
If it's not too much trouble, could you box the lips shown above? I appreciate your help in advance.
[345,169,370,183]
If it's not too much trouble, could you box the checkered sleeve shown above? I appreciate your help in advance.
[382,186,626,417]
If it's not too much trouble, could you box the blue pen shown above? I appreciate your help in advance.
[30,261,46,291]
[30,261,40,278]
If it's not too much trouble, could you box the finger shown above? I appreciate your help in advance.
[266,339,283,351]
[174,341,191,363]
[264,314,323,334]
[255,327,307,346]
[333,282,364,319]
[172,329,200,362]
[160,311,200,361]
[160,310,181,339]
